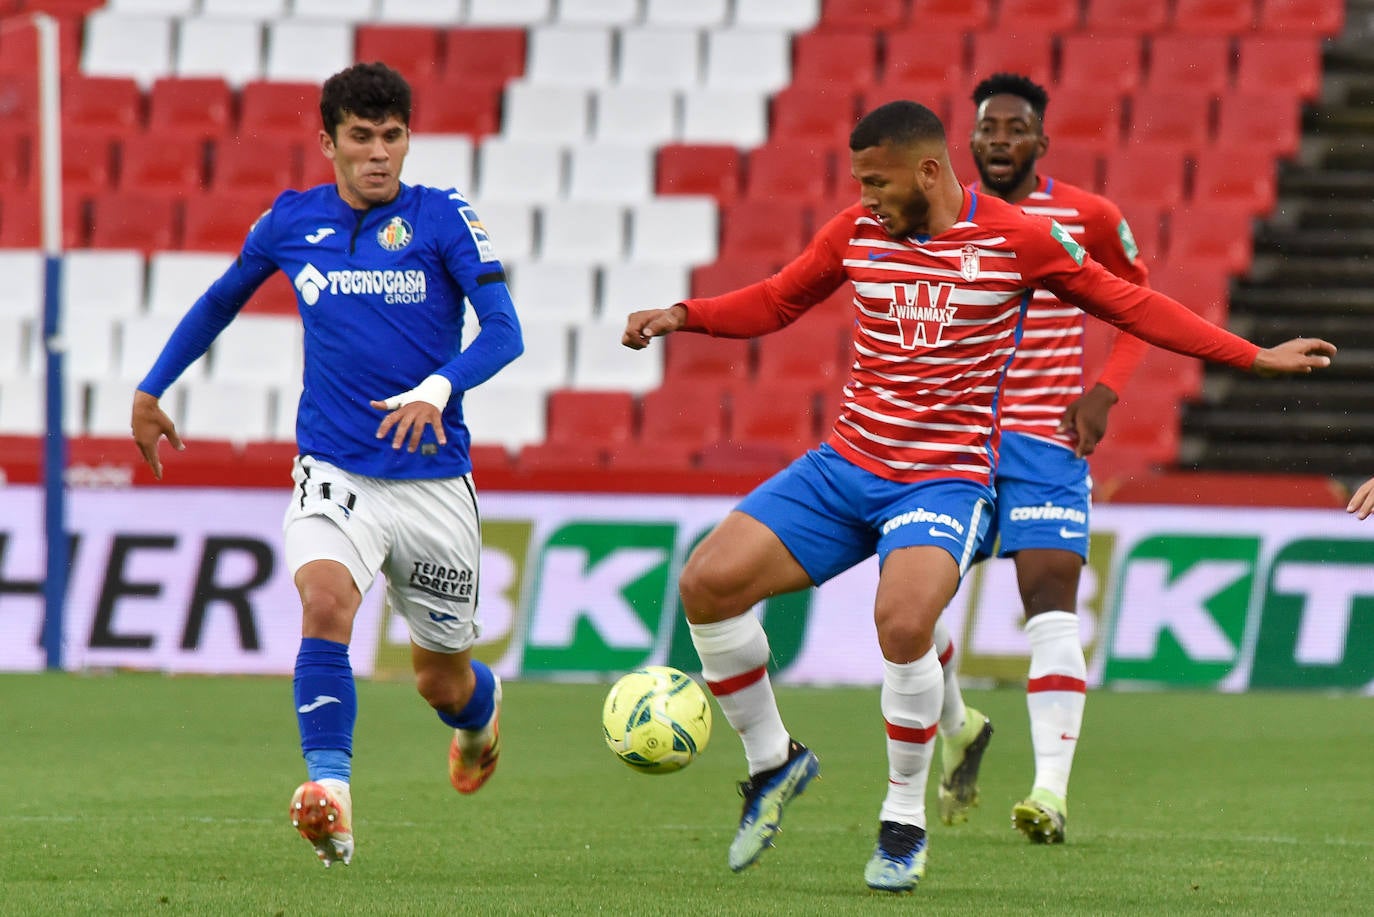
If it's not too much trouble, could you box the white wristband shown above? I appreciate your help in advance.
[379,374,452,411]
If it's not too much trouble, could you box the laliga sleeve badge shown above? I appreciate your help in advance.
[377,216,413,251]
[960,243,980,281]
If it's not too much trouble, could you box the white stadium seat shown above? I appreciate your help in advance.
[146,253,235,315]
[556,0,641,25]
[117,314,203,382]
[501,83,592,143]
[401,134,475,193]
[539,201,625,263]
[200,0,289,16]
[290,0,379,19]
[466,0,553,26]
[57,312,119,381]
[494,323,572,388]
[175,18,265,89]
[210,315,302,386]
[467,200,536,261]
[0,251,45,320]
[599,262,689,317]
[644,0,729,26]
[476,139,565,202]
[703,28,792,92]
[733,0,822,30]
[617,27,701,88]
[81,12,174,88]
[570,320,662,392]
[0,376,82,436]
[566,143,653,203]
[376,0,463,23]
[680,87,768,146]
[593,86,680,145]
[264,20,355,83]
[180,378,275,443]
[0,317,32,379]
[272,380,300,441]
[108,0,198,13]
[461,382,549,450]
[86,377,146,437]
[629,197,718,264]
[507,261,597,325]
[62,251,146,318]
[525,27,615,87]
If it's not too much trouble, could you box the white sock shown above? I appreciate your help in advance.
[1025,611,1087,801]
[932,618,967,737]
[689,616,791,775]
[878,647,943,829]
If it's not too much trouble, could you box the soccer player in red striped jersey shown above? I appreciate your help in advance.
[621,100,1333,892]
[1349,477,1374,519]
[930,72,1155,845]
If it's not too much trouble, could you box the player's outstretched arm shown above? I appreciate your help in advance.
[131,390,184,481]
[623,304,687,350]
[1348,477,1374,520]
[1250,338,1337,376]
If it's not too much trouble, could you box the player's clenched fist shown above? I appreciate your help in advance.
[623,304,687,350]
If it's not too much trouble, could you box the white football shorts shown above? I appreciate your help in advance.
[283,455,483,653]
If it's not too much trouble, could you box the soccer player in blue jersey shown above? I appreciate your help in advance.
[131,62,523,868]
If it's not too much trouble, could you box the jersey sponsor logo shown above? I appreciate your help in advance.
[377,216,413,251]
[882,507,966,537]
[1049,220,1086,265]
[293,261,430,305]
[456,200,498,262]
[409,561,474,603]
[1116,218,1140,261]
[1008,501,1088,525]
[305,227,336,244]
[888,281,957,348]
[960,243,981,281]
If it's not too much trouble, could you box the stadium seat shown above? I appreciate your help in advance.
[272,379,300,441]
[1146,34,1233,94]
[544,389,636,446]
[61,249,145,317]
[412,80,504,137]
[210,314,301,385]
[181,192,274,252]
[639,383,727,451]
[599,263,690,318]
[0,375,78,435]
[475,139,565,201]
[663,333,752,384]
[1101,143,1189,207]
[200,0,286,15]
[593,86,681,146]
[969,32,1054,91]
[1040,141,1102,192]
[354,25,443,85]
[817,0,906,29]
[1255,0,1345,34]
[0,11,83,75]
[791,30,880,88]
[1150,258,1230,325]
[0,251,44,319]
[264,20,354,84]
[119,132,207,193]
[690,256,783,297]
[570,320,663,392]
[80,10,174,87]
[88,191,180,251]
[643,0,729,25]
[539,200,625,263]
[239,82,321,141]
[566,143,653,203]
[1234,35,1324,101]
[995,0,1082,31]
[56,310,118,380]
[502,82,591,142]
[1127,88,1215,155]
[180,378,274,443]
[1082,0,1169,33]
[604,438,698,473]
[726,381,819,458]
[744,144,834,202]
[145,251,235,313]
[770,85,860,148]
[399,134,474,192]
[241,270,298,315]
[465,0,553,26]
[497,324,573,388]
[1214,91,1301,158]
[629,198,718,265]
[555,0,639,25]
[207,135,298,194]
[290,0,376,19]
[1167,204,1255,275]
[1169,0,1256,32]
[1191,149,1276,216]
[61,130,116,199]
[655,145,741,201]
[1110,196,1167,265]
[617,27,702,88]
[720,200,810,262]
[377,0,464,23]
[906,0,992,31]
[148,78,235,141]
[703,29,792,93]
[117,312,198,381]
[1042,88,1126,154]
[755,319,847,383]
[61,75,143,139]
[0,191,86,250]
[680,87,769,147]
[467,200,535,260]
[525,25,614,88]
[0,315,32,378]
[505,261,597,324]
[443,28,528,85]
[514,439,608,472]
[1057,35,1145,97]
[732,0,822,30]
[174,16,264,87]
[877,29,966,96]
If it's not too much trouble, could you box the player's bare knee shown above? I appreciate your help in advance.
[678,555,748,624]
[873,605,935,662]
[298,589,356,641]
[415,667,471,712]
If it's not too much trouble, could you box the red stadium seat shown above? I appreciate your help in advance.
[1255,0,1345,35]
[411,78,503,137]
[719,200,811,262]
[209,135,299,194]
[791,30,879,88]
[744,144,833,201]
[119,132,206,193]
[1110,196,1167,266]
[0,75,38,132]
[1040,141,1102,192]
[655,144,741,202]
[88,191,180,251]
[544,389,636,446]
[1057,34,1145,97]
[182,191,274,252]
[819,0,908,29]
[907,0,993,31]
[443,28,527,85]
[639,384,727,451]
[1043,88,1126,154]
[770,85,860,148]
[239,81,319,141]
[0,12,82,75]
[1102,143,1189,207]
[515,441,608,472]
[1192,148,1276,216]
[148,78,234,141]
[663,333,752,383]
[61,129,116,199]
[1127,88,1214,155]
[970,32,1055,92]
[1146,34,1233,94]
[755,319,847,384]
[605,439,697,474]
[61,75,143,139]
[1169,0,1257,32]
[995,0,1081,31]
[355,25,443,84]
[0,189,84,248]
[878,29,966,96]
[1167,204,1255,274]
[1214,91,1301,158]
[726,382,820,458]
[242,270,298,315]
[690,256,783,297]
[1083,0,1170,33]
[1150,257,1230,324]
[298,147,335,190]
[0,137,25,190]
[1234,35,1324,101]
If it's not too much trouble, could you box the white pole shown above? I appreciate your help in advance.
[35,12,62,256]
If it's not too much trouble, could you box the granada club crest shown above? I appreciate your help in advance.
[960,243,980,281]
[377,216,413,251]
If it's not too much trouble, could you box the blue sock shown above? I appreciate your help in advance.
[294,637,356,782]
[437,659,496,730]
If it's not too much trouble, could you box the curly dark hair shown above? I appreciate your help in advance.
[971,73,1049,123]
[319,62,412,137]
[849,100,946,151]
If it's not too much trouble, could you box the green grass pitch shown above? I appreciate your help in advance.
[1,673,1370,915]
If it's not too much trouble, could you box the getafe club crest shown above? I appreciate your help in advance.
[960,243,980,281]
[377,216,413,251]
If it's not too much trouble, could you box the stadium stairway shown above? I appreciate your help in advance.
[1180,0,1374,485]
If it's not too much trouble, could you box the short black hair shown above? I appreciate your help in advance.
[319,62,412,137]
[971,73,1049,123]
[849,100,946,151]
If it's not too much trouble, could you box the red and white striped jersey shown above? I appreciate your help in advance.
[679,189,1256,486]
[979,175,1150,446]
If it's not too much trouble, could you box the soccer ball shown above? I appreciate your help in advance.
[602,666,712,774]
